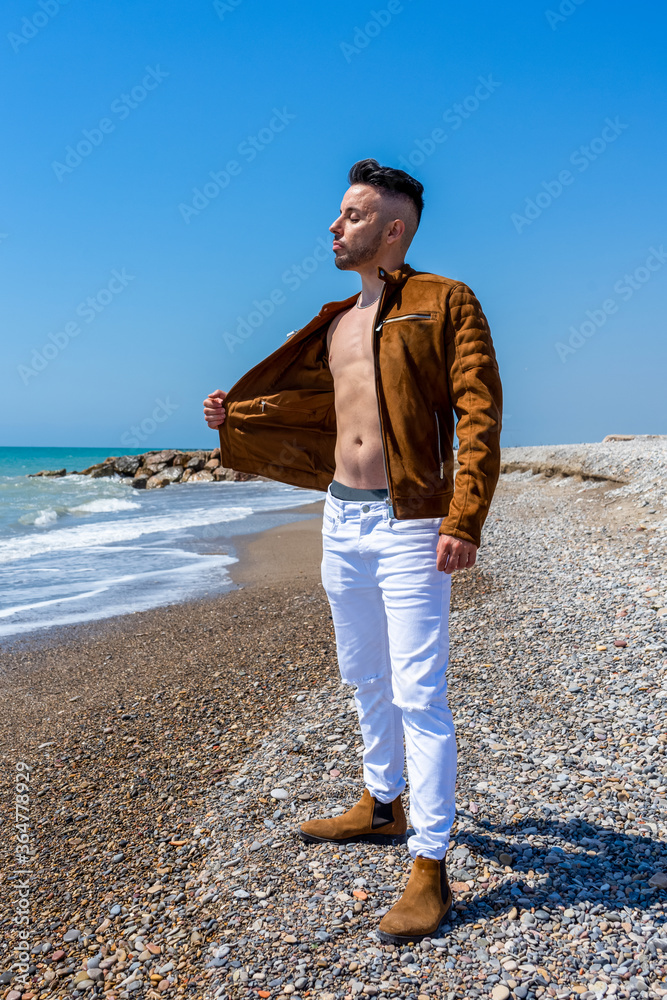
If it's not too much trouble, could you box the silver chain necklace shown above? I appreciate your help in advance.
[356,290,382,309]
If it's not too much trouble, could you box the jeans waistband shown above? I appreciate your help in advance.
[329,479,389,502]
[325,484,393,520]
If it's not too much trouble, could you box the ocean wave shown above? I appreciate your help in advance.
[72,498,141,514]
[19,508,60,528]
[0,505,254,564]
[0,552,238,622]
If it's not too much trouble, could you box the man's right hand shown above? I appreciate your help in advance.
[203,389,227,429]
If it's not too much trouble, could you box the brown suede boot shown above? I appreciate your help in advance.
[298,788,407,846]
[378,855,453,944]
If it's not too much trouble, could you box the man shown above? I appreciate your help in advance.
[203,158,502,944]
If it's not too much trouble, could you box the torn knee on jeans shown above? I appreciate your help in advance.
[395,699,451,716]
[343,672,384,689]
[396,702,435,714]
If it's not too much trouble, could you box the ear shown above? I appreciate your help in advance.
[386,218,406,245]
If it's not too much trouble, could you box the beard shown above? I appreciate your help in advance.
[334,228,384,270]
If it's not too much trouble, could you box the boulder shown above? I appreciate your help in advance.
[80,461,114,476]
[213,467,235,481]
[28,468,66,478]
[143,458,168,473]
[114,455,142,476]
[205,458,220,471]
[186,455,206,472]
[187,470,214,483]
[131,478,147,490]
[145,450,177,466]
[159,466,183,484]
[146,467,183,489]
[89,464,117,479]
[232,471,256,481]
[172,453,192,467]
[210,447,220,459]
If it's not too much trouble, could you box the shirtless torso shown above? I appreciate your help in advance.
[326,300,386,490]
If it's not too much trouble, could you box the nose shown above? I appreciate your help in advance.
[329,216,342,235]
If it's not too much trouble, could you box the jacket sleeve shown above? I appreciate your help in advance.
[439,282,503,548]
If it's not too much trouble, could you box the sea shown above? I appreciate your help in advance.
[0,447,323,642]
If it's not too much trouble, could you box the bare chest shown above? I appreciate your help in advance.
[327,309,376,381]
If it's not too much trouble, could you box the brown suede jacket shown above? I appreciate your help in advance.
[218,263,502,547]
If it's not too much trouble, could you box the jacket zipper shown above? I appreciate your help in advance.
[434,411,444,479]
[381,312,433,325]
[372,284,393,509]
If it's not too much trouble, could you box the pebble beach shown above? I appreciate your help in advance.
[1,438,666,1000]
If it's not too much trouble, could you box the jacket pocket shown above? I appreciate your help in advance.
[232,389,333,424]
[434,411,444,480]
[381,312,434,326]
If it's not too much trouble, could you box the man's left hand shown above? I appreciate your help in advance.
[436,534,477,574]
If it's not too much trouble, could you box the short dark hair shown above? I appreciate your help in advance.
[348,158,424,224]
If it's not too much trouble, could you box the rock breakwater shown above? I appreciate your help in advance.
[29,449,262,490]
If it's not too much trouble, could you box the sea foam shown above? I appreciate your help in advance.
[0,505,254,564]
[72,498,141,514]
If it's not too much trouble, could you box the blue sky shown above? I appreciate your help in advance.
[1,0,665,449]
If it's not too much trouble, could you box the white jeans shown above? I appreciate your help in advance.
[320,486,457,860]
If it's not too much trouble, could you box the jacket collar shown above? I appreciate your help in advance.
[377,262,416,284]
